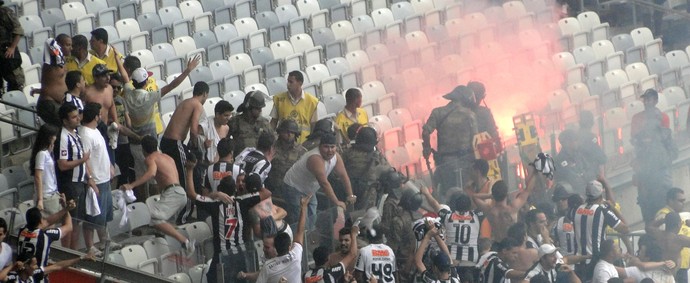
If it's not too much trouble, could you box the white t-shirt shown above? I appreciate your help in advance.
[0,242,11,268]
[355,243,397,283]
[35,150,58,195]
[592,259,638,283]
[256,242,303,283]
[78,126,110,184]
[283,148,337,194]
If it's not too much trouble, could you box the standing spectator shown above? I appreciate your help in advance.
[327,227,359,272]
[592,239,674,283]
[470,170,537,241]
[124,59,198,199]
[31,124,61,216]
[355,224,398,283]
[655,188,690,281]
[203,100,232,163]
[414,222,459,283]
[521,244,581,283]
[56,34,72,56]
[552,194,583,258]
[265,119,306,202]
[119,136,197,256]
[569,180,631,281]
[235,132,275,183]
[65,35,106,85]
[335,88,369,144]
[505,223,539,271]
[476,237,527,283]
[270,71,319,144]
[88,28,127,77]
[422,187,484,282]
[83,64,118,163]
[79,103,114,256]
[422,85,478,193]
[631,89,676,223]
[464,159,493,195]
[304,226,359,283]
[122,55,164,136]
[341,127,391,210]
[55,103,96,249]
[204,137,243,192]
[110,72,139,188]
[644,212,690,283]
[0,219,10,269]
[282,134,355,227]
[62,71,85,113]
[0,0,24,95]
[238,194,311,283]
[525,209,553,249]
[6,250,96,283]
[228,91,274,157]
[17,201,75,270]
[35,38,67,126]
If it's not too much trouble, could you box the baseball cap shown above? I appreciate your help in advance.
[586,180,604,199]
[131,68,150,84]
[640,89,658,98]
[432,252,452,270]
[92,64,112,77]
[551,183,573,202]
[537,244,557,258]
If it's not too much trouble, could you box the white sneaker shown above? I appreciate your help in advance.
[184,239,196,258]
[88,246,103,258]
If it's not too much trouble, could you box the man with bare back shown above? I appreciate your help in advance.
[647,212,690,279]
[35,38,68,126]
[119,136,197,256]
[468,168,537,241]
[161,80,208,224]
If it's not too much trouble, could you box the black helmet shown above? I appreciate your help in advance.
[467,81,486,102]
[379,168,403,191]
[355,127,377,146]
[399,188,422,211]
[313,118,334,135]
[237,91,266,112]
[277,119,300,135]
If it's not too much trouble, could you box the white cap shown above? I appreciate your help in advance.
[586,180,604,199]
[131,68,149,84]
[538,244,557,258]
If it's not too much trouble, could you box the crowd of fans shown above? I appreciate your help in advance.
[0,1,690,282]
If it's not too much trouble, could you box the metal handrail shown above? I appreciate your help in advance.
[0,113,39,132]
[0,99,37,114]
[597,0,690,27]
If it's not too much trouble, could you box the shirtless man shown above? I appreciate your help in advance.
[83,64,117,124]
[119,136,199,256]
[468,167,537,241]
[647,212,690,275]
[35,38,68,126]
[161,80,208,224]
[161,81,208,187]
[327,226,359,271]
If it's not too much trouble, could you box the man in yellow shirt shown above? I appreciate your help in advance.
[64,35,105,85]
[335,88,368,144]
[656,187,690,281]
[270,70,319,144]
[89,28,127,78]
[123,55,164,135]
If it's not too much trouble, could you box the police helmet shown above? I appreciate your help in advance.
[237,91,266,112]
[379,169,403,191]
[399,188,423,211]
[355,127,378,146]
[313,118,335,135]
[277,119,300,135]
[467,81,486,102]
[412,217,443,241]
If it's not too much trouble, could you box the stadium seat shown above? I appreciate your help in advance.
[326,57,351,77]
[18,15,51,51]
[115,19,149,52]
[188,66,213,85]
[188,264,209,283]
[0,208,24,235]
[208,60,233,80]
[172,36,205,62]
[121,244,158,274]
[275,4,300,24]
[234,17,259,37]
[411,0,435,14]
[306,64,331,82]
[351,15,375,33]
[483,6,506,25]
[0,109,15,144]
[268,40,294,60]
[249,46,274,67]
[169,273,192,283]
[222,91,246,110]
[667,50,690,69]
[371,8,396,27]
[2,166,27,201]
[289,33,315,54]
[566,82,591,104]
[265,77,288,96]
[202,97,223,117]
[4,90,37,137]
[213,24,238,44]
[62,2,88,21]
[322,94,345,115]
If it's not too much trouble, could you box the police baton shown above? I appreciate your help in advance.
[424,149,435,189]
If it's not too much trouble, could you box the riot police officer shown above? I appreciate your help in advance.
[228,91,275,157]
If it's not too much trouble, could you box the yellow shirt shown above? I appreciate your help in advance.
[656,206,690,269]
[335,107,368,142]
[64,54,106,85]
[90,45,122,73]
[126,77,163,134]
[272,92,319,144]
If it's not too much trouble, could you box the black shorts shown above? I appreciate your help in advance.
[59,181,86,220]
